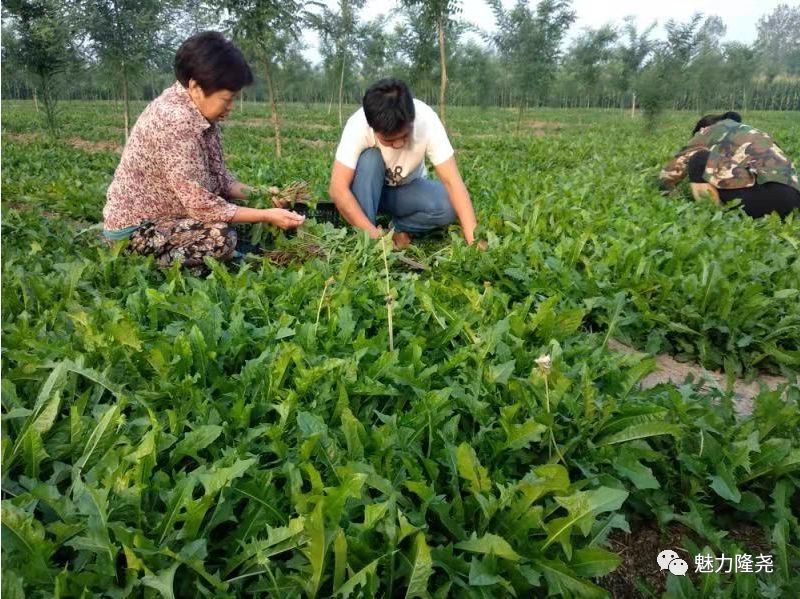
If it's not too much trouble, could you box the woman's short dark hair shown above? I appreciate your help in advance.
[362,78,415,135]
[174,31,253,94]
[692,111,742,135]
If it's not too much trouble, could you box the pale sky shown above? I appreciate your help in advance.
[301,0,788,64]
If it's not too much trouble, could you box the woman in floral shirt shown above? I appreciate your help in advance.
[102,31,304,271]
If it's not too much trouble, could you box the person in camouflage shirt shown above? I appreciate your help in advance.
[659,111,800,218]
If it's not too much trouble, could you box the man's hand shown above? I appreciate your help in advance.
[329,161,380,233]
[433,157,478,246]
[265,208,305,230]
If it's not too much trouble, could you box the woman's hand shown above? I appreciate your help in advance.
[228,182,253,201]
[265,208,305,230]
[268,186,290,207]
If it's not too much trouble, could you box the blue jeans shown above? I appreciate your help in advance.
[351,148,457,234]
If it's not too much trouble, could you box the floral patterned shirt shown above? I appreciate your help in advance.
[103,82,238,230]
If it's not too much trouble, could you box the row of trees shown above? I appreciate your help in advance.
[3,1,799,144]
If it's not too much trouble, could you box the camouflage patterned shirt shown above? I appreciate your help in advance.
[658,119,800,193]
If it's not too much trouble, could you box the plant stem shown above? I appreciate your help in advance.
[314,277,333,336]
[544,375,566,465]
[381,235,394,352]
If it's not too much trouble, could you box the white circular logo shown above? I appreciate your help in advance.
[657,549,688,576]
[668,558,689,576]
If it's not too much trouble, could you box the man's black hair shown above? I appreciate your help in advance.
[362,78,415,135]
[175,31,253,94]
[692,111,743,135]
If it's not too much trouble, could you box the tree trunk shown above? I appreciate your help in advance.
[631,91,636,118]
[338,53,346,127]
[437,16,448,126]
[516,101,524,134]
[33,88,40,113]
[264,58,282,159]
[122,62,130,142]
[39,73,58,136]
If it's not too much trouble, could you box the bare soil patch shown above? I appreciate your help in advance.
[4,132,121,154]
[600,522,769,597]
[5,200,46,214]
[4,200,92,227]
[524,120,565,129]
[524,120,565,136]
[294,138,332,149]
[457,121,565,139]
[224,118,273,128]
[228,134,331,149]
[66,137,122,154]
[297,122,336,131]
[4,132,40,144]
[225,118,335,131]
[608,339,788,417]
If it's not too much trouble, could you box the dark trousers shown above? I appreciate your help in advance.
[688,150,800,218]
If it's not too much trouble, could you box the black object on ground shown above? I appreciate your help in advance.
[235,239,266,255]
[293,201,344,227]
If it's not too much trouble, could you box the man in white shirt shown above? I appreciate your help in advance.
[328,78,479,249]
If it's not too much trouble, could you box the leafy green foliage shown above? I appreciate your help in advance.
[3,0,80,134]
[2,102,799,597]
[487,0,576,104]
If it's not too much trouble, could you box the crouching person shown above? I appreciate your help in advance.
[328,78,480,249]
[102,31,304,272]
[658,111,800,218]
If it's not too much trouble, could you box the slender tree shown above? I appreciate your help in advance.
[755,3,800,79]
[3,0,78,134]
[394,4,439,99]
[488,0,575,130]
[224,0,318,159]
[568,25,617,107]
[723,42,757,110]
[82,0,166,140]
[311,0,365,125]
[688,16,727,111]
[400,0,462,125]
[637,13,704,126]
[615,16,656,116]
[356,15,392,87]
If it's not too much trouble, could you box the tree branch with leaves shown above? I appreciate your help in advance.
[400,0,462,125]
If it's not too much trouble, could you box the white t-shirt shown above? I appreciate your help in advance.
[334,99,454,186]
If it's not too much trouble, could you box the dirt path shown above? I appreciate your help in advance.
[224,118,335,130]
[4,132,121,154]
[608,339,789,417]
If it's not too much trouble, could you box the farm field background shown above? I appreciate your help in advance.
[2,101,799,597]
